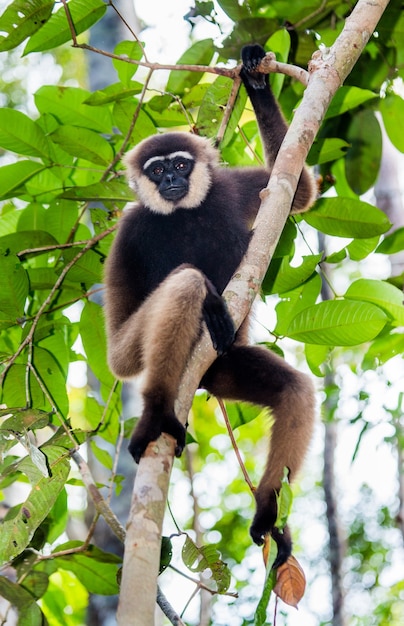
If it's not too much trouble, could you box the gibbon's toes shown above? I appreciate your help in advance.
[128,413,186,462]
[271,526,292,570]
[250,513,292,569]
[163,414,187,457]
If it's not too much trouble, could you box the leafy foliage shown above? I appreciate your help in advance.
[0,0,403,624]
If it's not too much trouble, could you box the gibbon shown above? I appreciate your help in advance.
[104,44,316,566]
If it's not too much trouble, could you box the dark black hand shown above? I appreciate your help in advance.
[240,44,268,91]
[203,279,235,356]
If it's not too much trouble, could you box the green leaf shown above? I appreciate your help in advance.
[345,109,382,195]
[28,441,50,477]
[0,0,54,52]
[346,236,380,261]
[182,536,230,593]
[197,75,234,137]
[113,41,144,86]
[84,81,143,105]
[275,274,322,336]
[364,332,404,366]
[0,108,50,158]
[305,343,330,377]
[376,226,404,254]
[0,407,50,432]
[113,102,156,139]
[325,86,377,119]
[34,85,113,133]
[167,39,215,94]
[0,255,29,329]
[304,197,391,238]
[266,29,290,98]
[287,300,388,346]
[51,126,114,166]
[270,254,322,294]
[0,161,45,199]
[24,0,107,54]
[53,542,120,595]
[275,472,293,530]
[90,440,113,470]
[380,93,404,152]
[254,545,277,626]
[80,301,114,387]
[0,578,45,626]
[0,446,70,563]
[345,278,404,325]
[33,347,69,416]
[307,138,349,166]
[60,180,133,202]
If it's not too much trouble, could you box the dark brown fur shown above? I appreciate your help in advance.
[104,45,316,566]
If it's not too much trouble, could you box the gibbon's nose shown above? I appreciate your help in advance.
[165,173,175,184]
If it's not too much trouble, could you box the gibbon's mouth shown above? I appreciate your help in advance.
[160,186,188,201]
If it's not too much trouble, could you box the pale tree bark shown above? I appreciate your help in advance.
[117,1,391,623]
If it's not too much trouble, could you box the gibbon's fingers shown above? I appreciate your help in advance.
[240,44,268,89]
[202,289,235,355]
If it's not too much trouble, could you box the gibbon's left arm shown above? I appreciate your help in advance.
[239,44,316,215]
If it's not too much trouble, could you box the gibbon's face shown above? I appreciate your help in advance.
[124,133,220,215]
[143,151,194,203]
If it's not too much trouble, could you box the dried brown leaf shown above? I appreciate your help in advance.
[273,555,306,608]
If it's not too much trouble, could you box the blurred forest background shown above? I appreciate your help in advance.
[0,1,404,625]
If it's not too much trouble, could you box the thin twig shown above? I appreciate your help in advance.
[60,0,77,45]
[216,74,242,146]
[217,398,255,493]
[71,450,126,543]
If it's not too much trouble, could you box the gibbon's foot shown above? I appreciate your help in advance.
[128,412,186,463]
[202,279,235,355]
[240,44,268,90]
[250,490,292,568]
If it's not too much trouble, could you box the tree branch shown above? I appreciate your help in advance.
[117,1,391,623]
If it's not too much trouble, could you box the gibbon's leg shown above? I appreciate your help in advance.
[201,344,315,565]
[241,44,316,214]
[108,264,234,462]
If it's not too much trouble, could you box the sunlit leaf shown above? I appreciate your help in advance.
[51,126,114,165]
[53,542,121,595]
[24,0,107,54]
[287,300,388,345]
[380,93,404,152]
[325,86,377,119]
[0,161,45,199]
[304,197,391,238]
[113,41,144,86]
[0,445,70,563]
[345,278,404,325]
[34,85,113,133]
[0,0,54,52]
[0,109,50,158]
[167,39,215,94]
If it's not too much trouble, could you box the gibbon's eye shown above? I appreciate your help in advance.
[173,159,192,175]
[152,164,165,177]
